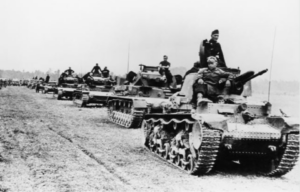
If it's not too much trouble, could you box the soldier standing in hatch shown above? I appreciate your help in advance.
[91,63,102,75]
[200,29,227,68]
[64,67,75,76]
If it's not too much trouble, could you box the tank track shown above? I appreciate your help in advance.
[263,134,299,177]
[73,93,88,107]
[107,100,145,128]
[143,119,222,175]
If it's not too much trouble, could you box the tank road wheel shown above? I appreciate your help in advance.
[163,143,170,160]
[185,154,196,173]
[148,133,156,153]
[258,134,299,177]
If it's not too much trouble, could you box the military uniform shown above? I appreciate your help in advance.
[159,61,173,85]
[64,69,74,76]
[200,39,226,68]
[102,69,110,78]
[91,65,101,74]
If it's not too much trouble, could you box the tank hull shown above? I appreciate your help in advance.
[142,112,299,176]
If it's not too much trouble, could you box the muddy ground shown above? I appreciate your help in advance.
[0,87,299,192]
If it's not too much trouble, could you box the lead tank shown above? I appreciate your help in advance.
[107,64,182,128]
[141,69,299,177]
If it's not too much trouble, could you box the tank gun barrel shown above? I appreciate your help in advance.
[235,69,268,87]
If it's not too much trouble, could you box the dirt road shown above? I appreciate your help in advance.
[0,87,299,192]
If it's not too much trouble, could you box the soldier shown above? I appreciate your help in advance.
[64,67,74,76]
[58,72,67,85]
[200,29,227,68]
[191,56,232,113]
[191,56,254,113]
[102,67,110,78]
[45,74,50,83]
[159,55,173,85]
[91,63,102,75]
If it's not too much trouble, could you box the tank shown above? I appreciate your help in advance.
[55,76,79,100]
[42,80,58,94]
[107,64,182,128]
[73,74,115,107]
[11,79,20,86]
[22,79,29,86]
[141,69,299,177]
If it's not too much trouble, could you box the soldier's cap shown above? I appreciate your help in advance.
[211,29,219,35]
[207,56,218,64]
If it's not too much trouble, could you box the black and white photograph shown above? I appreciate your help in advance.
[0,0,299,191]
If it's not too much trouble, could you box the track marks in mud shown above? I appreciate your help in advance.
[47,125,132,186]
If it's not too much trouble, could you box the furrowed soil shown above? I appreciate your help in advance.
[0,87,299,192]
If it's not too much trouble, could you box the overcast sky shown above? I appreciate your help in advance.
[0,0,299,80]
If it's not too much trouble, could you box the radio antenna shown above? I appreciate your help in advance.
[127,41,130,73]
[267,27,277,102]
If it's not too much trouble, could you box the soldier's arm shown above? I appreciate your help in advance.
[218,69,234,79]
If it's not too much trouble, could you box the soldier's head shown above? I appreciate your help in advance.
[69,67,71,70]
[207,56,218,69]
[211,29,219,42]
[104,66,107,70]
[163,55,168,61]
[96,63,98,66]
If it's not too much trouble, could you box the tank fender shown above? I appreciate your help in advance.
[132,99,147,109]
[191,113,228,132]
[267,117,299,134]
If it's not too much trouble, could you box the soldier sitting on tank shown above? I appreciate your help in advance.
[64,67,75,77]
[159,55,173,86]
[91,63,102,77]
[101,66,110,78]
[191,56,233,112]
[191,57,256,112]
